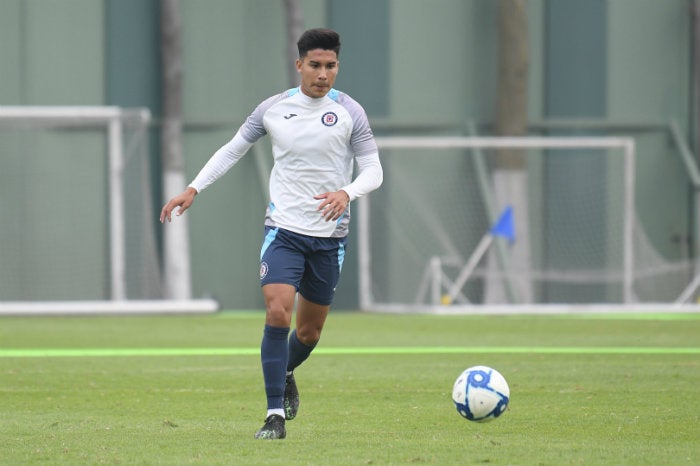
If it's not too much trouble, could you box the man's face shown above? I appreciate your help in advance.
[296,49,339,98]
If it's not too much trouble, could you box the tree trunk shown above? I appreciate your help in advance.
[495,0,528,167]
[283,0,304,87]
[160,0,191,300]
[486,0,531,303]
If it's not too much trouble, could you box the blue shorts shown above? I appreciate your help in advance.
[259,227,348,306]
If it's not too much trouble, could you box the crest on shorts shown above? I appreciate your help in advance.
[259,262,269,279]
[321,112,338,126]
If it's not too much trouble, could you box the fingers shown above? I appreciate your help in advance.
[159,202,172,223]
[160,192,194,223]
[316,191,348,222]
[160,201,178,223]
[326,204,345,221]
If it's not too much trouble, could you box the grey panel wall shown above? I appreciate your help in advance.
[0,0,694,307]
[0,0,107,300]
[543,0,609,301]
[608,0,692,261]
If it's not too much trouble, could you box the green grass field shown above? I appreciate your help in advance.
[1,311,699,465]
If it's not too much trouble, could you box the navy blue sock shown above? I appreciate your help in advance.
[260,325,290,410]
[287,329,317,372]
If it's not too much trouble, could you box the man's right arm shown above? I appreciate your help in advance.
[188,130,254,193]
[160,186,198,223]
[159,131,253,223]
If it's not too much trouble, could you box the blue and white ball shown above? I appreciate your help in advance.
[452,365,510,422]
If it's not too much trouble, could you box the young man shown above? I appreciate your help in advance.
[160,28,383,439]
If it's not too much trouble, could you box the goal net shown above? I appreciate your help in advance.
[0,106,217,314]
[357,136,699,313]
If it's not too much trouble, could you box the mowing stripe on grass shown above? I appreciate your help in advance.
[212,311,700,320]
[0,346,698,358]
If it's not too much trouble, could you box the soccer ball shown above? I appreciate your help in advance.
[452,365,510,422]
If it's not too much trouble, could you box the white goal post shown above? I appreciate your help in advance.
[357,135,700,313]
[0,106,217,315]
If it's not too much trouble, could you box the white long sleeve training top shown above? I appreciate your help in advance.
[189,87,383,238]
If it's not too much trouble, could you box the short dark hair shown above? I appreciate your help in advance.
[297,28,341,58]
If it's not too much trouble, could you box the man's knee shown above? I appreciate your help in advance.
[294,326,321,346]
[263,284,296,326]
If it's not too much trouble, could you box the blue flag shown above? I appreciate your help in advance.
[489,205,515,242]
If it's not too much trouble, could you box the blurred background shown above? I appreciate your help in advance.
[0,0,696,311]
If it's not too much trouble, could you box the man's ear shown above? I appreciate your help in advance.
[295,58,302,72]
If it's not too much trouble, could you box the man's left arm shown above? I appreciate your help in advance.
[316,152,383,222]
[341,152,383,201]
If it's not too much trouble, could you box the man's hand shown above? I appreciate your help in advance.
[160,187,198,223]
[315,190,350,222]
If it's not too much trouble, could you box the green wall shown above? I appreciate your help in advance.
[0,0,104,105]
[608,0,691,261]
[543,0,609,301]
[0,0,694,307]
[0,0,107,300]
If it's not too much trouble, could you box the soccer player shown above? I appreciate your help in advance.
[160,28,383,439]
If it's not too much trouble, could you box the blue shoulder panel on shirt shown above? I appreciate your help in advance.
[327,88,339,101]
